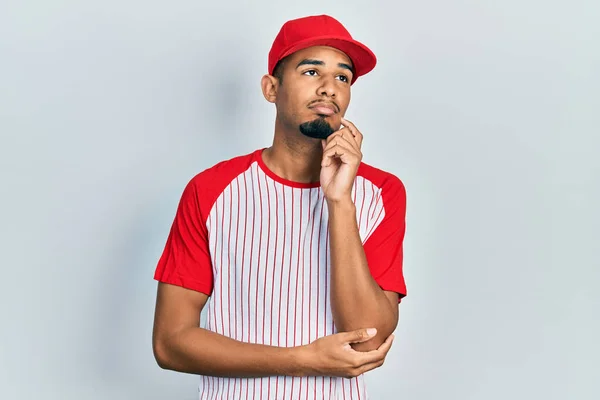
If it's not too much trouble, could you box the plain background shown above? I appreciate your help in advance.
[1,1,598,399]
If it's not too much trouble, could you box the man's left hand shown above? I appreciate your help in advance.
[320,117,363,203]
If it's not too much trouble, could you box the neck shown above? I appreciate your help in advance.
[262,118,323,184]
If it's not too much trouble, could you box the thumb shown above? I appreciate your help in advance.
[345,328,378,344]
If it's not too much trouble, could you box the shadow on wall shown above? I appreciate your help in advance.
[86,58,247,394]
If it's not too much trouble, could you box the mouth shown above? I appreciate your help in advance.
[309,102,338,116]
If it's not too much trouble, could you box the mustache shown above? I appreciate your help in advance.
[308,99,340,113]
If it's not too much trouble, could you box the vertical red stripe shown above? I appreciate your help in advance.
[200,375,206,399]
[255,167,263,345]
[306,190,315,400]
[329,224,334,336]
[321,376,324,400]
[292,189,303,397]
[283,187,294,398]
[294,189,303,346]
[356,377,362,400]
[211,213,218,335]
[247,168,257,400]
[370,189,381,220]
[253,167,263,399]
[276,183,286,399]
[226,373,230,399]
[209,376,215,400]
[259,171,270,400]
[233,177,241,399]
[364,204,385,243]
[317,192,325,399]
[359,178,366,233]
[247,170,256,346]
[205,376,210,400]
[227,186,233,338]
[286,188,295,347]
[268,178,279,399]
[364,183,375,236]
[269,178,279,346]
[240,173,249,343]
[234,177,241,340]
[219,193,225,334]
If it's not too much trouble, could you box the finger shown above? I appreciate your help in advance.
[321,141,360,167]
[352,358,386,377]
[341,328,378,345]
[322,135,357,154]
[325,128,357,151]
[341,117,363,148]
[323,132,359,154]
[338,129,360,152]
[355,334,395,365]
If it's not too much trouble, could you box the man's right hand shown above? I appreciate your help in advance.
[297,328,395,378]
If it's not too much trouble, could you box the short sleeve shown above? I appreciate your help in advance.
[153,178,214,295]
[363,176,407,302]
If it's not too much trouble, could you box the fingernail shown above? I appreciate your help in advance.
[367,328,377,336]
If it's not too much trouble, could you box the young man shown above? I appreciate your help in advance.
[152,14,407,399]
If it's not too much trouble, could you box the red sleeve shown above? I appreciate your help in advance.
[363,176,407,302]
[153,177,214,295]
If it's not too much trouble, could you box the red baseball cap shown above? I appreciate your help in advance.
[268,15,377,85]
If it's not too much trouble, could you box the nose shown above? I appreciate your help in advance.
[317,75,336,98]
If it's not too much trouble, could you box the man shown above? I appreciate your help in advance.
[152,14,407,399]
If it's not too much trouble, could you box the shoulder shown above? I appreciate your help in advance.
[182,149,260,215]
[357,161,406,197]
[187,149,258,191]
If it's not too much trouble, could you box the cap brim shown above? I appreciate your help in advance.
[273,36,377,84]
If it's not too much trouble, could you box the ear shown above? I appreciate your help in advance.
[261,74,279,104]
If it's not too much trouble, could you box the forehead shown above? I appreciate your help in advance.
[288,45,353,67]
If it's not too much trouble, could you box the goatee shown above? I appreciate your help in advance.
[299,117,335,139]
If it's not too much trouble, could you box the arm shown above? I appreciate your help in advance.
[327,199,399,352]
[152,282,394,378]
[152,282,304,377]
[319,118,405,352]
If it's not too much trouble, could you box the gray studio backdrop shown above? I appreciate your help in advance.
[1,1,598,399]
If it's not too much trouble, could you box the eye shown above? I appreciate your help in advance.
[337,74,349,83]
[303,69,318,76]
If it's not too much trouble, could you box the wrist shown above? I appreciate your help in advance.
[326,197,355,212]
[290,345,315,377]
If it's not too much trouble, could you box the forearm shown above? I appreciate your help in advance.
[154,327,308,378]
[327,199,397,350]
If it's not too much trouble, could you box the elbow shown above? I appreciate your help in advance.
[350,321,398,352]
[152,335,173,370]
[350,334,387,352]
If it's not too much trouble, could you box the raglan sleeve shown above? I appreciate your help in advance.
[363,175,407,302]
[153,176,214,296]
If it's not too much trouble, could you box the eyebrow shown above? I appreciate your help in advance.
[296,58,354,73]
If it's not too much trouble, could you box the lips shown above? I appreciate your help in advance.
[309,102,337,116]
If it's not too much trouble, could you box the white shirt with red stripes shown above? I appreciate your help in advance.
[154,148,407,400]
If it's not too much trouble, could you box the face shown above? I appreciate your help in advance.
[264,46,354,140]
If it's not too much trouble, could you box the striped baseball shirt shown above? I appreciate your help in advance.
[154,148,407,399]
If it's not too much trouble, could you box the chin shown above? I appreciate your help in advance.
[298,116,335,139]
